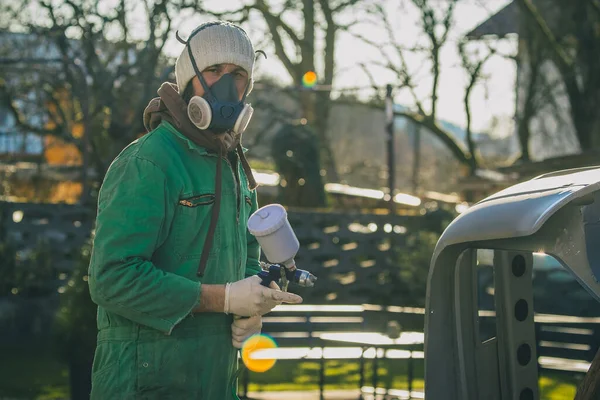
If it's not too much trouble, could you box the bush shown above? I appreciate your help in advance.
[52,240,97,400]
[0,240,56,297]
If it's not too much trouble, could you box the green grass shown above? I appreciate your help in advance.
[243,358,425,393]
[539,371,581,400]
[0,344,582,400]
[0,342,70,400]
[242,359,580,400]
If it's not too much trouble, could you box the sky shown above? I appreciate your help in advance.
[19,0,517,137]
[163,0,517,137]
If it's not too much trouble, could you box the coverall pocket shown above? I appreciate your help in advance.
[91,342,119,380]
[136,328,239,400]
[136,337,204,399]
[90,341,136,399]
[172,192,221,261]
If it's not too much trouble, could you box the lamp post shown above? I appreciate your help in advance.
[385,84,395,213]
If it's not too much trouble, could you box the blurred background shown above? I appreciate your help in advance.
[0,0,599,399]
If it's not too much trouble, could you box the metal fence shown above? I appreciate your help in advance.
[286,208,445,305]
[0,201,94,272]
[0,201,446,299]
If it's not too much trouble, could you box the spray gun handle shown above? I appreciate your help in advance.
[234,270,275,322]
[257,269,275,288]
[258,263,317,289]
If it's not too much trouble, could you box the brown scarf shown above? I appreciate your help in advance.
[143,82,257,277]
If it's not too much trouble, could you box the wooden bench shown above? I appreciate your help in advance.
[239,305,426,400]
[534,314,600,375]
[242,306,600,398]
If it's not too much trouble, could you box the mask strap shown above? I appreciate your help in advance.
[177,30,214,100]
[240,79,251,102]
[187,45,215,102]
[179,28,254,103]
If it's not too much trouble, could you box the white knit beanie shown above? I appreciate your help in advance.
[175,21,255,95]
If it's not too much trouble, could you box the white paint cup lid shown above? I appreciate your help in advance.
[247,204,288,237]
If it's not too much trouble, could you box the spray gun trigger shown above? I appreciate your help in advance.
[279,266,289,292]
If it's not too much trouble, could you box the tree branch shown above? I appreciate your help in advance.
[300,0,315,73]
[1,85,61,137]
[359,63,381,97]
[319,0,335,85]
[119,0,129,43]
[515,0,574,71]
[201,4,253,24]
[459,41,496,171]
[208,0,304,61]
[332,0,363,13]
[440,0,458,44]
[409,0,456,118]
[260,2,303,46]
[334,99,472,167]
[374,4,427,115]
[253,0,299,78]
[398,110,472,168]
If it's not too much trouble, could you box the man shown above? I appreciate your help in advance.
[88,21,302,399]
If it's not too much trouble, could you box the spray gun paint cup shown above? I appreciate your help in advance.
[248,204,300,269]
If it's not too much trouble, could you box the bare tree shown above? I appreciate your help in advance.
[202,0,362,182]
[516,0,600,152]
[513,20,543,162]
[349,0,503,173]
[1,0,203,203]
[458,39,496,170]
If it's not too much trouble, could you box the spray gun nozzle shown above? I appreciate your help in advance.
[258,262,317,290]
[297,270,317,287]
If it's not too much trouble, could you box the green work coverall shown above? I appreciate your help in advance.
[88,121,261,399]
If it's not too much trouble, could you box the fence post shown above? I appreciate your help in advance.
[408,344,414,398]
[319,350,325,400]
[372,346,379,393]
[385,84,396,214]
[534,322,542,377]
[243,366,249,398]
[359,346,366,400]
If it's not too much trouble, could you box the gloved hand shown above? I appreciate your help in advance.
[231,315,262,349]
[224,275,302,317]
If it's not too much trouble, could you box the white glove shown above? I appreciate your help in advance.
[224,275,303,317]
[231,315,262,349]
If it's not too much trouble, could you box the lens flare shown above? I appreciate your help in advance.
[302,71,317,88]
[241,334,278,373]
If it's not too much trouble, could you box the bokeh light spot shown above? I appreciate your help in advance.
[302,71,317,88]
[241,334,278,373]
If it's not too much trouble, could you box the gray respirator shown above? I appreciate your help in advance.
[187,72,254,136]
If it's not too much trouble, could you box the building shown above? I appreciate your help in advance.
[467,1,582,161]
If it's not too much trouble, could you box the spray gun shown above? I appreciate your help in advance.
[229,204,317,396]
[247,204,317,292]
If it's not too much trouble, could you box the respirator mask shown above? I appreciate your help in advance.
[185,45,254,137]
[187,73,253,136]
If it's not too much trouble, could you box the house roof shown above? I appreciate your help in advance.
[466,1,519,39]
